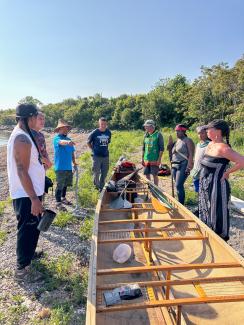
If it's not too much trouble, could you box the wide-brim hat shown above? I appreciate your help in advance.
[54,119,72,133]
[143,119,155,127]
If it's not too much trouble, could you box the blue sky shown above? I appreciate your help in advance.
[0,0,243,109]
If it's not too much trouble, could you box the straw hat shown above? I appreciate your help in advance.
[113,244,132,264]
[54,119,72,133]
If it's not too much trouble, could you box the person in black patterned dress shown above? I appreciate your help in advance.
[199,120,244,241]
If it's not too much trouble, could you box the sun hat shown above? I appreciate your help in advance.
[143,119,155,127]
[54,119,72,133]
[16,103,39,118]
[113,244,132,264]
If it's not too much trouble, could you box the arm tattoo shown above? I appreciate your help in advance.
[14,134,31,145]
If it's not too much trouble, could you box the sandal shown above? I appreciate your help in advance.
[56,202,67,211]
[61,198,73,206]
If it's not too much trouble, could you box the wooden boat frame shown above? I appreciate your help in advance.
[86,172,244,325]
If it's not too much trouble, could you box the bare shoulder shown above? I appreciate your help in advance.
[14,134,31,145]
[218,143,231,154]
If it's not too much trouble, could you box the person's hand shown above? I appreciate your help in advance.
[42,157,52,169]
[141,160,145,167]
[68,140,75,146]
[156,160,161,166]
[31,197,43,216]
[221,171,230,181]
[73,162,78,171]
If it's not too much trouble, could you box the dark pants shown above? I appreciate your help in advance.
[92,156,109,190]
[55,186,67,202]
[172,160,188,204]
[55,170,73,202]
[13,196,42,270]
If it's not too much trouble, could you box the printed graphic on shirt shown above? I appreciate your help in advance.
[97,135,110,146]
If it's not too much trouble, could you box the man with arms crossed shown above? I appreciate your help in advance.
[87,117,111,191]
[7,104,45,281]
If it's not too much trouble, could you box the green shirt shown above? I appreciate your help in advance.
[143,131,164,162]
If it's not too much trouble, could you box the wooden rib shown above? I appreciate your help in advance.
[96,275,244,290]
[97,262,241,276]
[99,218,196,225]
[98,235,207,244]
[177,305,182,325]
[98,227,200,234]
[101,207,156,212]
[97,295,244,313]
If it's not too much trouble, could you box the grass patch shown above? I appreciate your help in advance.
[230,177,244,201]
[0,201,6,215]
[53,211,76,228]
[46,167,56,183]
[80,217,94,241]
[78,152,99,208]
[32,254,88,307]
[0,230,7,246]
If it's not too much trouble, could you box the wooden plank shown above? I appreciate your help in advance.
[96,275,244,290]
[98,227,200,234]
[98,235,207,244]
[97,262,242,276]
[101,207,156,212]
[99,218,196,225]
[96,295,244,313]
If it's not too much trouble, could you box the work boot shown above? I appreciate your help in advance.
[14,266,44,282]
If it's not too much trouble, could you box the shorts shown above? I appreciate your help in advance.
[143,165,159,176]
[56,170,73,189]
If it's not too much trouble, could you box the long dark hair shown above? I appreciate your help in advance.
[207,119,231,146]
[20,117,43,164]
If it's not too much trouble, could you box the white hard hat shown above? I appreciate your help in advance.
[113,244,132,264]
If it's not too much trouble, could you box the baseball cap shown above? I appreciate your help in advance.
[16,103,39,118]
[143,119,155,127]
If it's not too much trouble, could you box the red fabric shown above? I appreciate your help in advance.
[144,161,160,166]
[175,125,188,131]
[121,161,135,168]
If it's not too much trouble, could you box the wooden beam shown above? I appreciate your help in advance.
[96,295,244,313]
[101,207,156,212]
[97,276,244,290]
[98,227,200,234]
[96,276,244,290]
[97,262,241,276]
[98,235,207,244]
[99,218,196,225]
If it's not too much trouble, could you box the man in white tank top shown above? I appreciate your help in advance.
[7,103,45,281]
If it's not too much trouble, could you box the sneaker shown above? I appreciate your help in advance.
[61,198,73,206]
[14,266,44,282]
[56,202,67,211]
